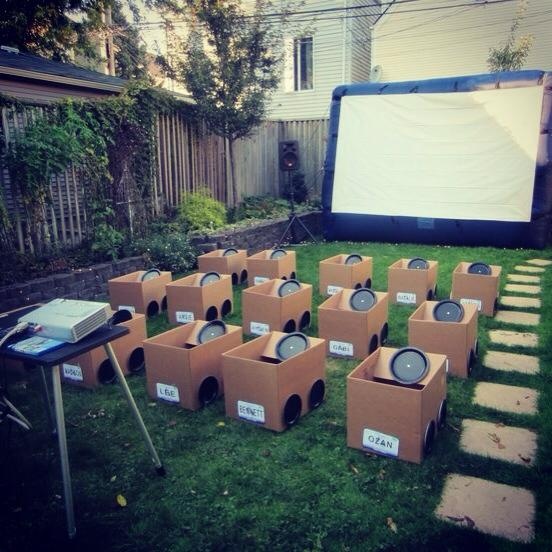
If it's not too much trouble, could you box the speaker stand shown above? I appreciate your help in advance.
[277,172,318,247]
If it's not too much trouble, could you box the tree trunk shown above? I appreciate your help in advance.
[227,138,238,207]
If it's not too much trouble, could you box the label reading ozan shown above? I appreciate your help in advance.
[362,428,399,457]
[237,400,265,424]
[396,292,416,304]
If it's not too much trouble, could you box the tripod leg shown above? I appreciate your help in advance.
[276,218,296,247]
[104,343,165,476]
[294,216,318,243]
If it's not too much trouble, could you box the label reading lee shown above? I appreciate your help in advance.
[396,292,416,304]
[176,310,194,323]
[62,363,83,382]
[250,321,270,335]
[362,428,399,457]
[254,276,269,285]
[237,400,265,424]
[156,383,180,403]
[118,305,136,313]
[460,298,482,311]
[329,340,354,357]
[327,285,343,295]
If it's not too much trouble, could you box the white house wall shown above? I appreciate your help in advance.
[268,0,380,120]
[372,0,552,83]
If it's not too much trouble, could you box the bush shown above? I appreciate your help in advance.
[282,171,308,204]
[178,188,226,233]
[132,231,197,274]
[233,195,290,221]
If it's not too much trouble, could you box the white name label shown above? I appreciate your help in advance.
[176,310,194,323]
[62,363,83,382]
[250,321,270,335]
[156,383,180,403]
[254,276,269,285]
[396,292,416,304]
[118,305,136,313]
[327,285,343,295]
[237,400,265,423]
[329,340,354,357]
[445,358,449,374]
[362,428,399,457]
[460,298,482,311]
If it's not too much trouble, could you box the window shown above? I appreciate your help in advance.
[293,37,313,91]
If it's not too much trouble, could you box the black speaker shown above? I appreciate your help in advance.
[279,140,300,171]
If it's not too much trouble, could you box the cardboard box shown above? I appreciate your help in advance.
[166,273,233,324]
[246,250,296,286]
[108,270,172,317]
[387,259,438,306]
[61,313,147,389]
[143,321,242,410]
[451,262,502,316]
[408,301,478,378]
[222,331,326,432]
[318,289,389,360]
[319,254,373,296]
[242,279,312,335]
[198,249,248,285]
[347,347,447,464]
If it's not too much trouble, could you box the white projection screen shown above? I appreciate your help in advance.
[331,86,544,222]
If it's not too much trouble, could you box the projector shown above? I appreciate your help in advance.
[19,298,111,343]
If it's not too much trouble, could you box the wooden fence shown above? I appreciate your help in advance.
[1,106,328,254]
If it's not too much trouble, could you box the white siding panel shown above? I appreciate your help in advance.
[350,1,380,83]
[373,0,552,83]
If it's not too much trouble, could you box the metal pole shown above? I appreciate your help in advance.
[51,364,76,538]
[103,343,165,475]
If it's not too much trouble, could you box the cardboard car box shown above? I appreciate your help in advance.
[246,250,296,285]
[408,301,478,378]
[319,254,373,296]
[61,312,147,389]
[318,289,389,360]
[222,331,326,432]
[108,270,172,317]
[242,279,312,335]
[143,321,243,410]
[166,273,233,324]
[347,346,447,464]
[450,262,502,316]
[387,259,438,306]
[198,249,248,285]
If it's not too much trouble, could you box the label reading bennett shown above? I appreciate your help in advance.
[237,400,265,424]
[362,428,399,457]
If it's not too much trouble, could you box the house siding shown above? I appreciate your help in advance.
[349,0,379,83]
[372,0,552,83]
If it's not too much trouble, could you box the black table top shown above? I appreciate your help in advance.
[0,305,129,368]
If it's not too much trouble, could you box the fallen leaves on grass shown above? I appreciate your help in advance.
[386,517,398,533]
[116,494,127,508]
[348,463,359,475]
[378,469,386,480]
[216,421,225,427]
[167,420,177,427]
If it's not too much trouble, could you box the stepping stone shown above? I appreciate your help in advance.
[494,310,540,327]
[488,330,538,348]
[499,296,541,309]
[507,274,540,284]
[459,419,537,467]
[526,258,552,267]
[435,474,535,543]
[514,265,545,273]
[504,284,541,295]
[483,350,539,375]
[473,382,538,415]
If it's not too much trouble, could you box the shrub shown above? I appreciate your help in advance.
[178,188,226,233]
[132,231,197,274]
[234,195,290,221]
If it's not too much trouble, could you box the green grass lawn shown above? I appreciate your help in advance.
[1,241,551,552]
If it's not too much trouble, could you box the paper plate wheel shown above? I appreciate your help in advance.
[467,262,491,275]
[344,253,362,265]
[198,320,227,344]
[275,332,309,360]
[349,288,377,311]
[389,347,429,385]
[270,248,287,259]
[140,268,161,281]
[432,300,464,322]
[277,279,301,297]
[200,271,221,286]
[110,309,133,325]
[222,248,238,256]
[407,257,429,270]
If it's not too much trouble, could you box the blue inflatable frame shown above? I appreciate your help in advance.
[322,71,552,248]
